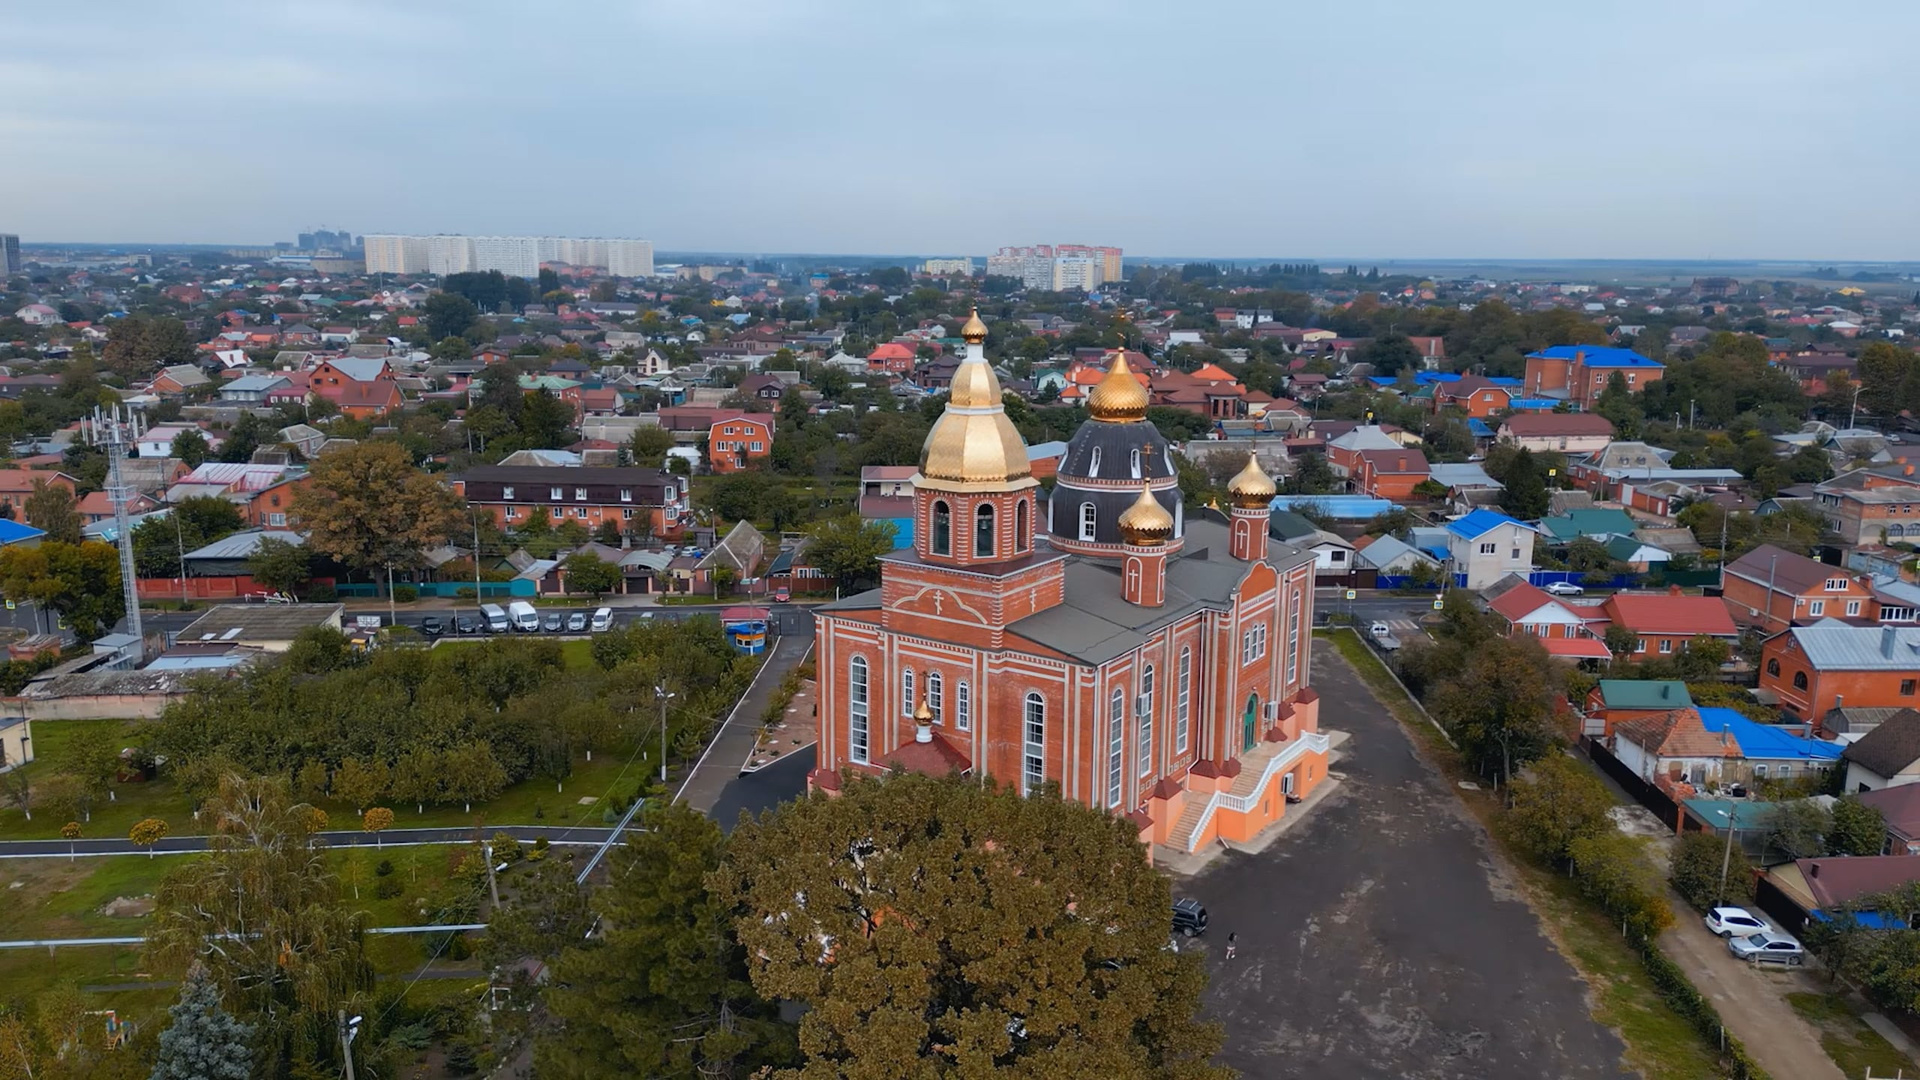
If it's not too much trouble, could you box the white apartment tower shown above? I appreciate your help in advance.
[363,234,654,278]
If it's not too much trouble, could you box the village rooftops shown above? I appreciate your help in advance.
[1526,345,1663,368]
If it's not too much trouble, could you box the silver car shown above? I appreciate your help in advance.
[1728,930,1804,966]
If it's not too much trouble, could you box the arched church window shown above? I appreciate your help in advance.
[975,503,996,557]
[1015,499,1030,552]
[1079,502,1097,542]
[931,500,951,556]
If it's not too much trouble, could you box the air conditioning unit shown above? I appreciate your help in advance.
[1134,694,1151,718]
[1263,703,1282,722]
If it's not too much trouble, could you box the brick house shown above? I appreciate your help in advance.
[309,358,401,420]
[452,465,689,541]
[1761,623,1920,730]
[1722,544,1878,633]
[1584,680,1693,738]
[1432,375,1512,418]
[1811,464,1920,547]
[0,470,78,524]
[708,415,773,473]
[1352,448,1431,500]
[1522,346,1665,409]
[1483,577,1612,661]
[1591,588,1739,659]
[1496,413,1615,455]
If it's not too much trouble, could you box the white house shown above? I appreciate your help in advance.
[1841,709,1920,793]
[1443,509,1538,590]
[137,423,222,459]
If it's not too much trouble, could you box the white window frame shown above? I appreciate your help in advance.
[1022,693,1045,794]
[1138,665,1155,779]
[1847,600,1862,617]
[848,656,870,764]
[926,671,943,723]
[1809,600,1825,617]
[955,680,971,733]
[550,486,563,500]
[575,487,588,501]
[502,486,515,500]
[1089,447,1101,475]
[1079,502,1097,542]
[1479,542,1496,555]
[1658,638,1673,654]
[1176,648,1191,754]
[1107,688,1125,808]
[901,668,915,716]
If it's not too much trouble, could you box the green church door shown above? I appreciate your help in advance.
[1243,693,1259,752]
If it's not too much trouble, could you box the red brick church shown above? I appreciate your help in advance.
[811,311,1328,854]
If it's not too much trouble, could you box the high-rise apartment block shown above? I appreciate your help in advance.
[363,233,654,278]
[922,257,975,275]
[0,234,19,275]
[985,244,1123,290]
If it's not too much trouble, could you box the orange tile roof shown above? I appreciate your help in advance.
[1486,582,1560,622]
[1602,593,1737,637]
[1613,707,1741,759]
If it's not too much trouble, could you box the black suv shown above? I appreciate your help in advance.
[419,615,445,637]
[1171,898,1209,938]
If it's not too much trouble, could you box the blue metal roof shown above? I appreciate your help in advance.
[1267,495,1396,520]
[1696,707,1843,762]
[1443,508,1527,539]
[1466,418,1495,437]
[0,519,46,546]
[1527,345,1663,369]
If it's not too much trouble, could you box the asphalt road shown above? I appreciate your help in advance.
[118,601,815,641]
[0,824,619,859]
[1182,648,1634,1079]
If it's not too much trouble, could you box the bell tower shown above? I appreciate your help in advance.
[1119,482,1173,607]
[911,308,1039,570]
[1227,452,1276,562]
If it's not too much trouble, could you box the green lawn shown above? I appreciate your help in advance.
[0,720,654,841]
[1788,991,1916,1078]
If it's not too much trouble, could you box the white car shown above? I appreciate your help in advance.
[1728,929,1805,966]
[1704,906,1768,938]
[1543,581,1585,596]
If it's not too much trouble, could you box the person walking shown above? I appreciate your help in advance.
[1224,932,1237,960]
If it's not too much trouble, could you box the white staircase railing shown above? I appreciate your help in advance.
[1184,731,1331,852]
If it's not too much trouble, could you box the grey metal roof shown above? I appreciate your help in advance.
[177,602,343,643]
[1790,624,1920,670]
[1355,534,1435,570]
[223,374,290,392]
[184,529,305,560]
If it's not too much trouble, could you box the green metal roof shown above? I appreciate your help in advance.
[1595,679,1692,709]
[1541,508,1639,541]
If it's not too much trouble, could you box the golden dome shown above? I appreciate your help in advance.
[919,409,1034,489]
[1227,452,1277,508]
[959,308,989,344]
[948,354,1001,408]
[1117,483,1175,547]
[913,695,934,722]
[1087,353,1149,423]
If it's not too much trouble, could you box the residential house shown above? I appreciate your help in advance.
[75,490,159,525]
[1443,509,1538,590]
[1841,709,1920,792]
[1324,424,1403,480]
[858,465,916,548]
[151,365,211,395]
[1593,588,1738,658]
[309,358,402,420]
[1352,448,1431,501]
[737,373,787,401]
[136,424,221,459]
[275,424,327,459]
[1484,576,1611,661]
[0,470,77,525]
[1854,781,1920,854]
[244,477,311,528]
[1496,413,1615,455]
[1722,544,1878,633]
[219,374,291,404]
[1610,707,1741,797]
[1812,465,1920,547]
[1696,708,1842,785]
[1538,507,1640,544]
[867,342,917,375]
[1522,346,1666,409]
[1267,510,1356,578]
[1760,854,1920,936]
[707,415,773,474]
[1762,623,1920,729]
[451,465,688,541]
[1584,680,1693,737]
[1431,374,1513,418]
[1352,534,1439,577]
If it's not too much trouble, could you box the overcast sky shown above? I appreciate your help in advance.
[5,1,1917,260]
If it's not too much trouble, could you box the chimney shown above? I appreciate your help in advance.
[1883,625,1898,659]
[1907,465,1915,477]
[1810,862,1820,879]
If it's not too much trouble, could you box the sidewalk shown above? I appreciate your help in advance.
[676,632,814,815]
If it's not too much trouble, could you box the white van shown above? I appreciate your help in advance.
[590,607,614,633]
[479,603,510,634]
[508,600,540,633]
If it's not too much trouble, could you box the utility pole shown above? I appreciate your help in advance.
[655,683,676,784]
[174,507,188,607]
[482,842,502,909]
[337,1011,360,1080]
[1716,807,1740,906]
[471,509,484,607]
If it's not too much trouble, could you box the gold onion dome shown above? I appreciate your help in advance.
[919,354,1033,489]
[1227,452,1277,508]
[913,695,935,722]
[1117,483,1175,546]
[959,308,989,344]
[1087,353,1149,422]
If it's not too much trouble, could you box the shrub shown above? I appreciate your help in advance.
[456,586,477,599]
[374,877,404,900]
[1669,830,1752,912]
[374,858,395,877]
[307,582,338,602]
[393,585,419,603]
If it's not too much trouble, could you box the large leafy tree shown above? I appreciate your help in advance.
[132,495,247,578]
[425,292,480,339]
[147,775,372,1077]
[539,802,795,1078]
[0,540,124,640]
[1425,635,1558,784]
[803,514,897,590]
[714,773,1230,1080]
[562,552,619,598]
[101,313,195,378]
[290,440,464,578]
[246,537,312,598]
[24,479,80,544]
[1497,446,1550,520]
[151,963,255,1080]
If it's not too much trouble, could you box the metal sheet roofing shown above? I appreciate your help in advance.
[1789,624,1920,670]
[1444,508,1528,539]
[1696,707,1842,762]
[1527,345,1663,369]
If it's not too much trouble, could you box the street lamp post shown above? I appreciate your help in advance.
[655,683,676,785]
[1850,385,1865,431]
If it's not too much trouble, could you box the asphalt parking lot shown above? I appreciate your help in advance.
[1180,648,1635,1079]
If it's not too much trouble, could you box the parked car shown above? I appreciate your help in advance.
[1367,621,1401,651]
[1704,906,1768,938]
[542,612,565,633]
[1728,930,1804,965]
[419,615,445,637]
[1543,582,1585,596]
[773,587,791,602]
[590,607,614,632]
[454,614,481,635]
[566,611,588,633]
[1171,898,1209,938]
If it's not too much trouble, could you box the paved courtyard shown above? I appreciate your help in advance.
[1182,649,1636,1079]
